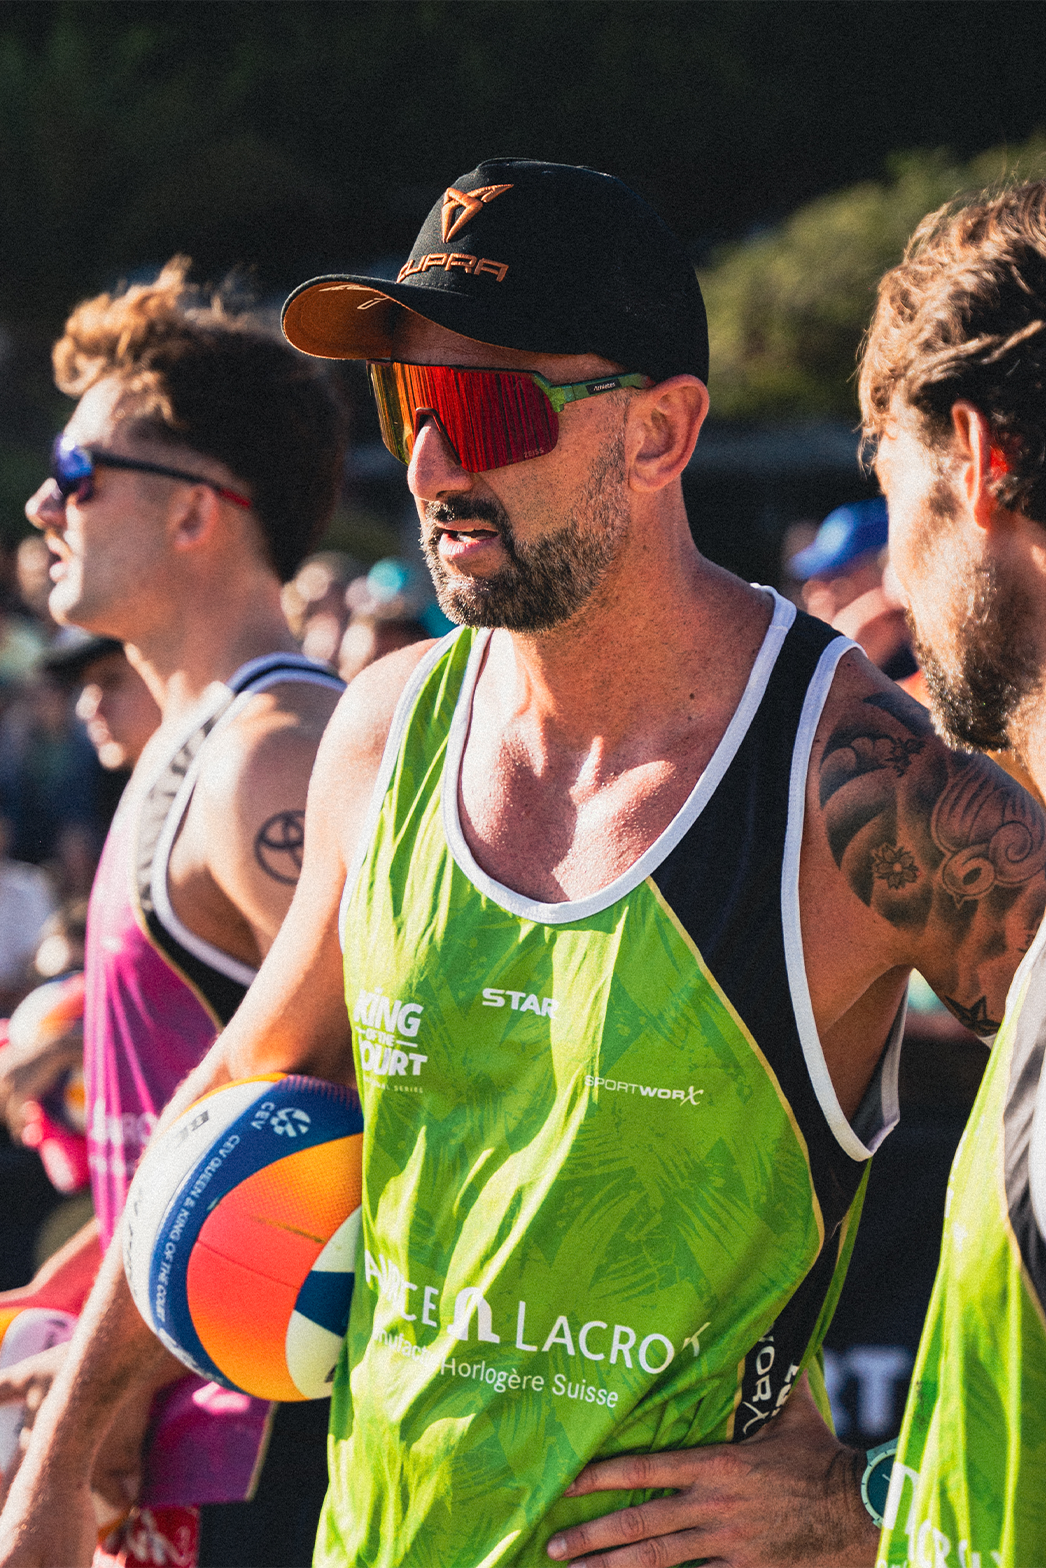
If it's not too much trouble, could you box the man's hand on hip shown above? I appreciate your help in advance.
[546,1373,879,1567]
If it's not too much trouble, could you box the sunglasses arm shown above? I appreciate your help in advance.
[544,372,651,414]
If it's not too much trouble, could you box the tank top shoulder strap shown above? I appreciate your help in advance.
[339,627,474,944]
[135,652,346,1026]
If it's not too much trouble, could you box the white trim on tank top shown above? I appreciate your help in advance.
[780,633,904,1162]
[339,631,462,947]
[343,599,896,1162]
[151,660,344,990]
[440,588,796,924]
[1015,913,1046,1240]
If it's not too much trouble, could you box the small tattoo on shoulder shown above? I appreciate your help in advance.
[943,994,1002,1035]
[254,810,305,885]
[871,842,919,889]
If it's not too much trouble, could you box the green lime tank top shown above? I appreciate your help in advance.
[319,593,901,1567]
[879,887,1046,1567]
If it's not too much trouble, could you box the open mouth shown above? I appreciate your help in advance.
[438,525,498,542]
[44,535,69,578]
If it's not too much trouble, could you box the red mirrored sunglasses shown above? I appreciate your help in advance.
[368,362,650,474]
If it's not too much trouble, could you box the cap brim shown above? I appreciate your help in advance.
[282,271,605,362]
[790,542,882,580]
[42,635,123,680]
[283,273,516,361]
[282,277,399,359]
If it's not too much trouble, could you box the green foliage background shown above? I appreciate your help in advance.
[701,140,1046,422]
[0,0,1045,543]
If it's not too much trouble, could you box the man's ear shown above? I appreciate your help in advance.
[951,400,1000,531]
[170,486,222,553]
[628,375,709,493]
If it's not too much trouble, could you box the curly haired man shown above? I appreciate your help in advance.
[862,180,1046,1568]
[0,261,345,1568]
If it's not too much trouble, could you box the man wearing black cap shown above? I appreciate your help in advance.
[44,636,161,777]
[4,162,1042,1568]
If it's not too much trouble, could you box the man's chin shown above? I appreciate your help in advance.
[48,589,81,628]
[919,657,1021,755]
[49,587,112,637]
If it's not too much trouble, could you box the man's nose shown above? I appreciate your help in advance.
[26,478,66,531]
[407,416,473,502]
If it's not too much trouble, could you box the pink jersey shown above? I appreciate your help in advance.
[84,654,343,1506]
[86,803,224,1245]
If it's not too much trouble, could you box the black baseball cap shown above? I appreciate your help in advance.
[42,633,123,685]
[282,159,708,386]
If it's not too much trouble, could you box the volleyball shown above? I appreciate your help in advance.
[123,1074,363,1402]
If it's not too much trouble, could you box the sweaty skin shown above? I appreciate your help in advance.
[1,331,1041,1568]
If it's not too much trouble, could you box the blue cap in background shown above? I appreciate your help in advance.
[790,498,889,581]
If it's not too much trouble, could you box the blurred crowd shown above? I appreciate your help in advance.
[0,535,444,1283]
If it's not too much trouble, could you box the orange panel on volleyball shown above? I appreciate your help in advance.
[186,1245,303,1403]
[192,1136,363,1279]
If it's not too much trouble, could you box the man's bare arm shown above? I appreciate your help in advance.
[809,660,1046,1033]
[167,680,343,965]
[0,645,429,1568]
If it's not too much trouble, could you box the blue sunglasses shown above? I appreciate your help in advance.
[50,435,251,509]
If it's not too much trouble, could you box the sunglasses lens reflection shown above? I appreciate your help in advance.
[368,364,559,473]
[50,437,93,499]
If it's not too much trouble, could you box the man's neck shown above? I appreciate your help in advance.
[484,535,773,760]
[1012,692,1046,807]
[121,569,298,727]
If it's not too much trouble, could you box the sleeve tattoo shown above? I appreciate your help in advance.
[818,687,1046,1033]
[253,810,306,886]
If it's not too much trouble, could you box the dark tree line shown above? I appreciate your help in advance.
[0,0,1044,536]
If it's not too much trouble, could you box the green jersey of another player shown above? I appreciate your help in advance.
[865,179,1046,1568]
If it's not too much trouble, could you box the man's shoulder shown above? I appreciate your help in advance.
[806,642,1046,1038]
[318,637,441,764]
[197,639,440,819]
[303,638,442,854]
[812,643,1019,808]
[817,642,938,744]
[194,662,341,782]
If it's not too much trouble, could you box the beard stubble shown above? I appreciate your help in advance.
[420,430,630,634]
[908,482,1041,754]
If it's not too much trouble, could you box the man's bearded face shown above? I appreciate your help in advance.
[420,428,630,633]
[904,476,1041,756]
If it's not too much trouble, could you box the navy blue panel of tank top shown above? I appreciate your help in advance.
[650,608,865,1235]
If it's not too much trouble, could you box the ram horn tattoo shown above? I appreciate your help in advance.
[930,768,1046,907]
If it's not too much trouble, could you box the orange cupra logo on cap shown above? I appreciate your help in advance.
[441,184,513,242]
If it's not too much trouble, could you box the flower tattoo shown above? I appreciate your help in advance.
[885,737,924,776]
[871,842,919,890]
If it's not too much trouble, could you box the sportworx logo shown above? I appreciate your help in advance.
[440,183,513,242]
[584,1074,705,1106]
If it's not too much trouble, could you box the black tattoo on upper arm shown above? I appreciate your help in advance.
[942,995,1002,1034]
[870,843,919,888]
[254,810,305,885]
[818,687,1046,1033]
